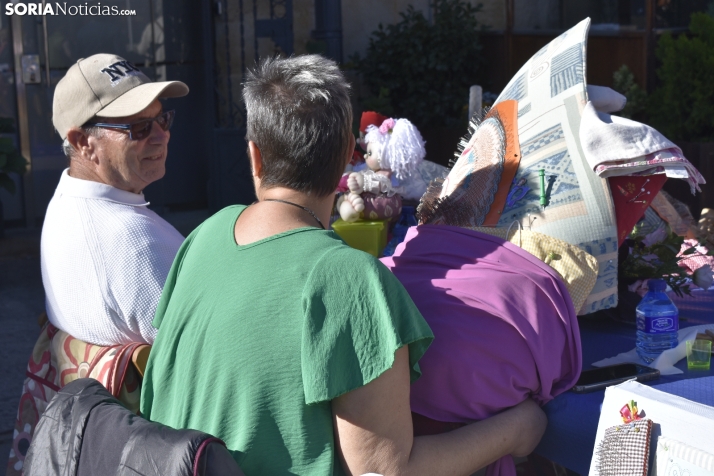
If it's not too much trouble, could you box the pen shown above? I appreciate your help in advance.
[539,169,547,207]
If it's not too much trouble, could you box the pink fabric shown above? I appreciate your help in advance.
[380,225,582,476]
[336,174,350,193]
[678,239,714,274]
[595,148,705,194]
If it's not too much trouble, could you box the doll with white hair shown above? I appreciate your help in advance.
[338,117,426,222]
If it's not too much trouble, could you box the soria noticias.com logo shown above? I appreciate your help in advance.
[4,2,137,16]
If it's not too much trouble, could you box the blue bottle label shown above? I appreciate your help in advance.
[637,313,679,333]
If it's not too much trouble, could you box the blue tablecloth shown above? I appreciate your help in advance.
[534,290,714,475]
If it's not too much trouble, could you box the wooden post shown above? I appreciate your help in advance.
[11,15,35,228]
[645,0,656,93]
[506,0,514,77]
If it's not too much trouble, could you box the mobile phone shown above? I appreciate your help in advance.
[571,363,660,393]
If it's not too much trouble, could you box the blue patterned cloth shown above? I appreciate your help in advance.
[494,18,618,314]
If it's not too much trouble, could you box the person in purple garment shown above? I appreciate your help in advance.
[381,224,582,476]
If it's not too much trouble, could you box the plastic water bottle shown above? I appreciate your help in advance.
[382,206,417,257]
[636,279,679,363]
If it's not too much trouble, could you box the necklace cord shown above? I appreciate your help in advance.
[262,198,325,230]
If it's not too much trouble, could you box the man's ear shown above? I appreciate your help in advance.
[248,141,263,178]
[66,129,95,162]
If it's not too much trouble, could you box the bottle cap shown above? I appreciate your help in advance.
[647,279,666,292]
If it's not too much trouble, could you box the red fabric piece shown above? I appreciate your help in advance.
[609,175,667,246]
[350,149,364,166]
[359,111,388,133]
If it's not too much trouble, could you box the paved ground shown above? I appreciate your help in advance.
[0,209,210,472]
[0,228,44,472]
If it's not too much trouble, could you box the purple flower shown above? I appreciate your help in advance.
[642,226,667,247]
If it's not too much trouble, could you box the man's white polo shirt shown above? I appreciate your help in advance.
[41,169,184,345]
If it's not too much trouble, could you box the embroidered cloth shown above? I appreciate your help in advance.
[580,101,705,193]
[608,175,667,246]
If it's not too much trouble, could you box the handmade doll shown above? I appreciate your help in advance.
[337,117,426,222]
[336,111,387,194]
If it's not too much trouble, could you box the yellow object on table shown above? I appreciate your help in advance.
[470,226,599,314]
[331,218,388,257]
[686,339,712,370]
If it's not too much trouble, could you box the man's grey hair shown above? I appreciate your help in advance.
[61,138,74,159]
[61,126,104,160]
[242,54,352,197]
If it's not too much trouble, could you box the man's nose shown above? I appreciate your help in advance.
[148,120,170,143]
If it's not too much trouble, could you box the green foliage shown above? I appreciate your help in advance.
[648,12,714,141]
[612,65,647,119]
[0,119,28,195]
[622,227,714,297]
[0,118,15,133]
[360,87,394,118]
[351,0,486,129]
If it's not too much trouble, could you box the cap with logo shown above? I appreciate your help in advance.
[52,53,189,140]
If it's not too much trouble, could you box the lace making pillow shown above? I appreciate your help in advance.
[493,19,618,314]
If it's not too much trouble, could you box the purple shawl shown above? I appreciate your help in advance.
[380,225,581,475]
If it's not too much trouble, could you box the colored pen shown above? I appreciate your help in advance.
[538,169,547,207]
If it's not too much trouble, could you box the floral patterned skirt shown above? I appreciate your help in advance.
[5,323,147,475]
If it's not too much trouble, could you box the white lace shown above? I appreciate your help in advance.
[362,170,397,196]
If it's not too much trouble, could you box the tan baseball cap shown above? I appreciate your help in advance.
[52,53,189,139]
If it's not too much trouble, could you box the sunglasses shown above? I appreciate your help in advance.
[84,110,175,141]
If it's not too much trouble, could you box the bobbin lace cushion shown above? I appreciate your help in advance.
[491,19,618,314]
[418,116,505,228]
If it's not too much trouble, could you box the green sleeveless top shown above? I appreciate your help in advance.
[140,205,433,475]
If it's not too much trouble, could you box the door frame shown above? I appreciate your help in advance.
[11,14,35,228]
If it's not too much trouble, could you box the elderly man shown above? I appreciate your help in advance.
[42,53,188,345]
